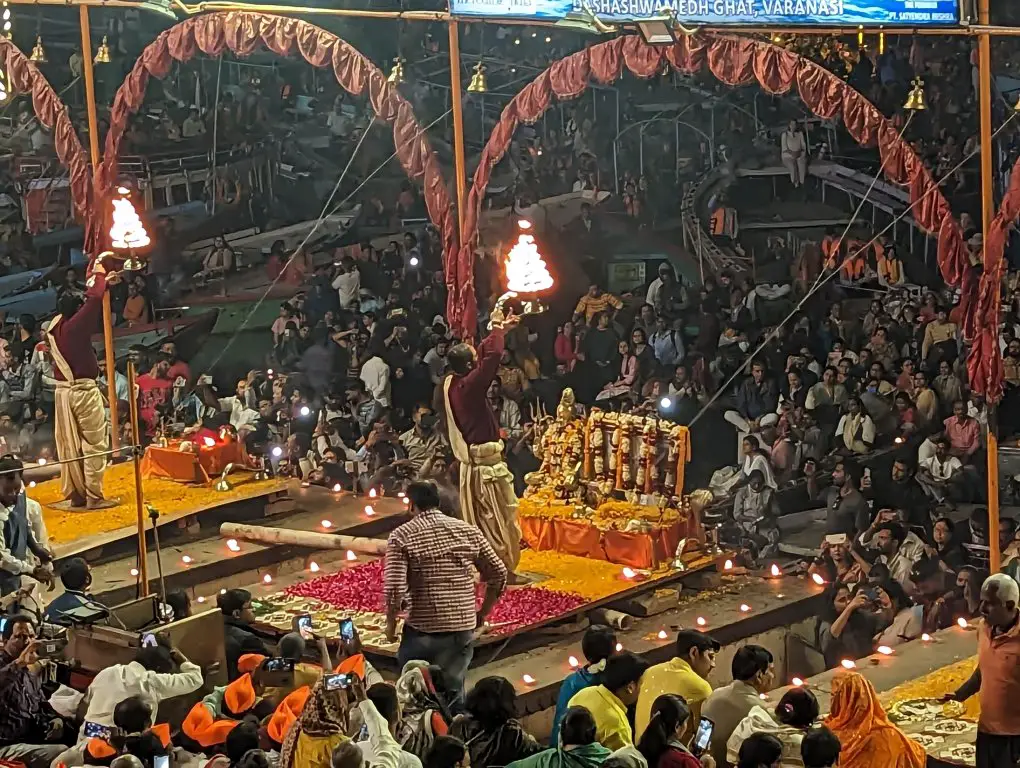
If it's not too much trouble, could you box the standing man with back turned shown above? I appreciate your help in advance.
[942,573,1020,768]
[384,481,507,698]
[46,259,122,510]
[439,308,523,576]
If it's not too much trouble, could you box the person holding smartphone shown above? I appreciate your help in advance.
[636,694,714,768]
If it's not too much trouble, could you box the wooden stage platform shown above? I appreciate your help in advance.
[34,462,290,560]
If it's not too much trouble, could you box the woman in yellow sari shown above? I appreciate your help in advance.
[824,672,926,768]
[279,676,351,768]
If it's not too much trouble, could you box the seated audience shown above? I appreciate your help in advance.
[507,707,611,768]
[219,588,271,680]
[823,672,925,768]
[636,631,719,741]
[800,727,841,768]
[569,652,649,750]
[635,694,707,768]
[727,687,820,767]
[701,645,775,766]
[552,625,617,738]
[735,733,783,768]
[450,677,540,768]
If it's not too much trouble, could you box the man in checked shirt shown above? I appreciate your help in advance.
[384,481,507,697]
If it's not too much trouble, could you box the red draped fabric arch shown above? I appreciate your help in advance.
[457,31,1020,399]
[0,37,93,241]
[98,11,458,324]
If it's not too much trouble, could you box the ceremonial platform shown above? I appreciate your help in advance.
[35,461,290,560]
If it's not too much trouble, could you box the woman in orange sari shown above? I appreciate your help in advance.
[824,672,927,768]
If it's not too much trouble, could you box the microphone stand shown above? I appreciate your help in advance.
[146,504,168,610]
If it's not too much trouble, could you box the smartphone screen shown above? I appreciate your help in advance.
[141,632,158,648]
[153,755,169,768]
[264,658,296,673]
[690,717,714,757]
[297,614,313,639]
[824,533,848,546]
[340,618,355,641]
[84,722,111,740]
[324,673,349,691]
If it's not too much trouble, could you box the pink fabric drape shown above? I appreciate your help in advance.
[0,37,94,249]
[97,11,457,320]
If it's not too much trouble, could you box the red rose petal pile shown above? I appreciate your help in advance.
[284,561,587,635]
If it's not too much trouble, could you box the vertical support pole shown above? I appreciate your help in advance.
[80,5,119,452]
[448,20,467,239]
[978,0,1000,572]
[127,358,149,596]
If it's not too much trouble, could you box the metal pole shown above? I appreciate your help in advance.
[126,357,149,595]
[448,20,468,239]
[978,0,1000,573]
[80,5,120,451]
[210,55,223,216]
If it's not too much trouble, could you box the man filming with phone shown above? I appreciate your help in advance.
[0,615,68,768]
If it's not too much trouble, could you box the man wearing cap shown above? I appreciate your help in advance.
[45,261,123,510]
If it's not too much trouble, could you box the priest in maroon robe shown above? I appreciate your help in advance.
[45,262,122,509]
[440,310,522,573]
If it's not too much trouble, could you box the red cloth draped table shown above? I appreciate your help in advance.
[141,438,248,484]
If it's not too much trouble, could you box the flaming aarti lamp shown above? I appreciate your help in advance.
[489,220,554,329]
[109,187,150,271]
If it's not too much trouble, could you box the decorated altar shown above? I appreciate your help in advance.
[520,390,707,569]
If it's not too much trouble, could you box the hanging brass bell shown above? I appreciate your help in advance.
[29,36,46,63]
[94,35,111,64]
[904,77,927,111]
[467,63,487,94]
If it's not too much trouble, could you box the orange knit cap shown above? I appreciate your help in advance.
[237,654,267,675]
[86,739,117,760]
[266,686,312,745]
[182,702,241,749]
[334,653,365,679]
[223,673,257,716]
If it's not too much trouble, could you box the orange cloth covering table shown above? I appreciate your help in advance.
[519,515,696,569]
[141,439,248,484]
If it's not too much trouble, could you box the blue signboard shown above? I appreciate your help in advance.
[449,0,959,25]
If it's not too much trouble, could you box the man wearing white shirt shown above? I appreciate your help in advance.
[360,351,391,408]
[917,436,965,503]
[355,682,421,768]
[218,378,259,431]
[0,457,53,598]
[332,259,361,310]
[78,640,204,735]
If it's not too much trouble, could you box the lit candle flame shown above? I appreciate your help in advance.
[321,520,333,529]
[921,633,932,642]
[812,573,825,585]
[181,555,192,564]
[841,659,856,669]
[504,226,553,294]
[770,564,781,577]
[622,567,636,579]
[397,492,406,499]
[568,655,579,668]
[110,196,151,249]
[202,437,215,447]
[792,677,804,686]
[263,573,272,584]
[365,505,375,516]
[522,674,536,684]
[657,630,668,640]
[37,458,46,465]
[876,645,893,656]
[369,488,377,498]
[696,617,706,626]
[197,596,205,603]
[130,568,139,577]
[724,559,733,570]
[226,539,240,552]
[346,550,357,561]
[957,617,968,628]
[740,604,751,612]
[310,562,320,573]
[332,484,342,493]
[615,643,623,652]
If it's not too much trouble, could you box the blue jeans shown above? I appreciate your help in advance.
[397,625,474,703]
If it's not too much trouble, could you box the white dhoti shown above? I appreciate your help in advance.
[443,377,521,572]
[47,318,109,503]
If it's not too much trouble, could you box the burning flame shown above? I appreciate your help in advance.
[957,617,969,629]
[696,617,706,626]
[504,225,553,294]
[657,630,668,640]
[568,655,579,668]
[791,677,804,686]
[921,633,932,642]
[522,674,536,684]
[109,196,151,249]
[770,564,781,577]
[876,645,893,656]
[812,573,826,585]
[840,659,856,669]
